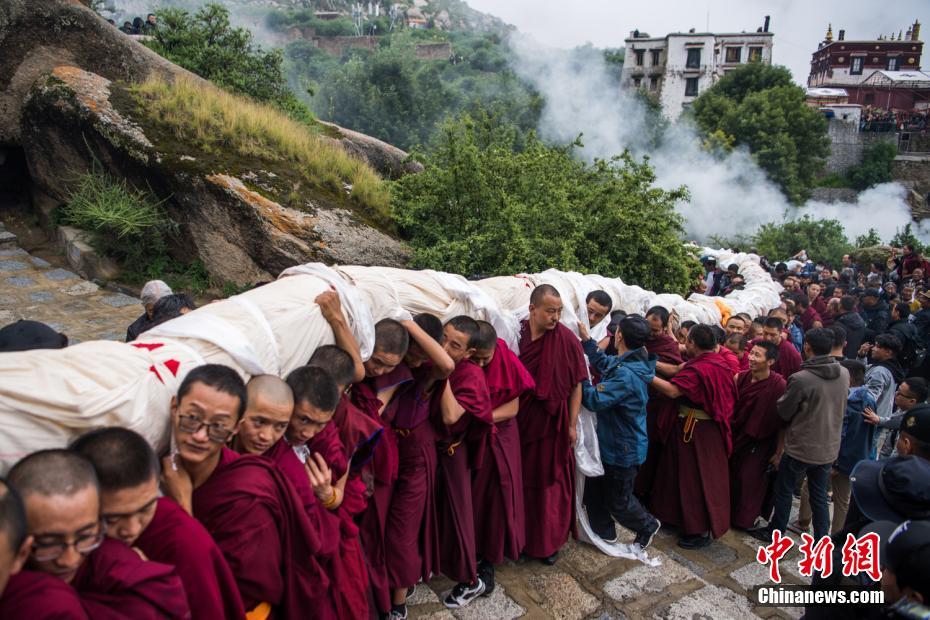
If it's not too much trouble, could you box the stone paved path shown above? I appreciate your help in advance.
[0,229,809,620]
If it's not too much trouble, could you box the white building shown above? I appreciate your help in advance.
[621,18,774,119]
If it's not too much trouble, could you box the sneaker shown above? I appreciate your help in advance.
[749,527,774,543]
[388,605,408,620]
[787,520,811,535]
[634,519,661,549]
[677,533,711,549]
[443,578,486,609]
[477,561,495,597]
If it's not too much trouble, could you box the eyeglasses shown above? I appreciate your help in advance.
[31,525,105,562]
[177,414,235,443]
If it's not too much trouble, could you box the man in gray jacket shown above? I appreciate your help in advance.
[858,333,905,456]
[752,328,850,542]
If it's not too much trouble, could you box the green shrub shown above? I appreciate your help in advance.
[847,141,898,190]
[751,215,852,267]
[62,168,175,273]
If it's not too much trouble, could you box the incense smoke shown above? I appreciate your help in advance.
[507,36,929,246]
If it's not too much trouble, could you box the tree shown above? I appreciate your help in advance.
[855,228,882,248]
[692,63,830,204]
[392,113,701,293]
[752,215,852,267]
[847,141,898,190]
[889,223,925,254]
[145,4,315,125]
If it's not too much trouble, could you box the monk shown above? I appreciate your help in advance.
[160,364,335,619]
[636,305,685,500]
[729,341,787,530]
[585,290,613,328]
[382,314,454,619]
[471,321,534,593]
[649,324,737,549]
[7,450,190,618]
[0,481,28,597]
[435,316,494,608]
[518,284,587,564]
[71,427,245,619]
[232,374,295,455]
[307,346,380,620]
[725,316,747,338]
[759,316,802,378]
[724,333,750,373]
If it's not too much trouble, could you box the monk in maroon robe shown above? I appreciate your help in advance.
[471,324,535,591]
[433,316,494,608]
[0,571,89,618]
[159,364,334,619]
[379,313,454,617]
[757,316,802,378]
[649,324,737,549]
[729,341,787,529]
[71,428,245,620]
[7,449,190,619]
[518,285,587,563]
[636,305,683,499]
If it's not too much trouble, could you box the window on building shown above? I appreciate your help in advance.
[633,77,642,88]
[850,57,863,75]
[635,49,645,66]
[649,77,659,91]
[888,56,899,71]
[650,49,661,66]
[685,77,699,97]
[725,47,741,63]
[748,46,762,62]
[686,48,701,69]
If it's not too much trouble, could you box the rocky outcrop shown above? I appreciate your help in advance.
[21,66,408,285]
[0,0,418,179]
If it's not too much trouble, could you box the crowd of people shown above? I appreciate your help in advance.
[107,13,157,36]
[859,107,930,133]
[0,246,927,619]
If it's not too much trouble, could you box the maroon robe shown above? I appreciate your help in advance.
[646,333,684,364]
[0,571,89,619]
[517,321,587,558]
[192,447,335,619]
[812,295,828,317]
[74,538,190,619]
[385,365,440,589]
[352,366,411,614]
[729,371,787,529]
[432,359,494,583]
[135,497,245,620]
[473,339,535,565]
[717,347,741,374]
[800,306,822,332]
[748,338,801,379]
[649,351,736,538]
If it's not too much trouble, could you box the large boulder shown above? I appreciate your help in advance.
[22,66,408,285]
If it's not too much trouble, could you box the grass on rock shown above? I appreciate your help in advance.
[130,75,391,222]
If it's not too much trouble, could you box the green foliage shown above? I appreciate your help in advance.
[290,30,540,151]
[847,141,898,190]
[815,172,854,189]
[62,167,178,277]
[145,4,315,125]
[890,223,925,254]
[752,215,852,267]
[392,113,700,293]
[855,228,882,248]
[692,63,830,204]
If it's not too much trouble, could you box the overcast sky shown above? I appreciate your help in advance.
[466,0,928,85]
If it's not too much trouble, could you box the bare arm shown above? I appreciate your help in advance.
[567,383,582,445]
[492,398,519,423]
[402,319,455,384]
[650,375,683,399]
[656,361,682,378]
[316,291,365,383]
[439,381,466,426]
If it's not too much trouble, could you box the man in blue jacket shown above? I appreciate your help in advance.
[578,314,661,549]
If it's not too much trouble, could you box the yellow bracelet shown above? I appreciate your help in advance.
[321,489,338,509]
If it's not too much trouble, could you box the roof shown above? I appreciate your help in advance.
[807,87,849,97]
[862,70,930,88]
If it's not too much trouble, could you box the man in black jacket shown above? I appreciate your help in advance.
[834,296,866,359]
[888,302,918,372]
[860,289,890,342]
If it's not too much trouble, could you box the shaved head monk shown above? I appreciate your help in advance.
[518,284,587,564]
[649,325,737,549]
[435,315,494,608]
[71,427,246,619]
[470,321,534,595]
[384,313,455,618]
[234,375,294,455]
[0,479,89,617]
[729,341,786,530]
[7,450,189,617]
[160,364,336,619]
[585,290,613,328]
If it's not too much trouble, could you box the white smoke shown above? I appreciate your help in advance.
[508,35,930,246]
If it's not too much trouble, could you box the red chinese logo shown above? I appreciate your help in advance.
[841,532,881,581]
[756,531,883,583]
[797,533,834,577]
[756,529,794,584]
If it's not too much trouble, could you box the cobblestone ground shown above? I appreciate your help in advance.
[0,229,809,620]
